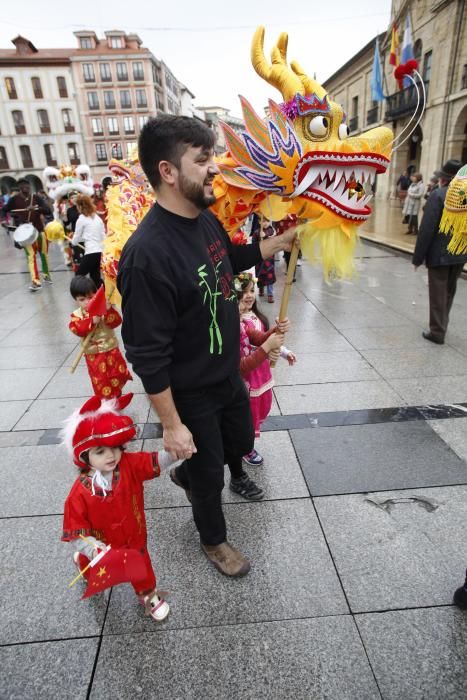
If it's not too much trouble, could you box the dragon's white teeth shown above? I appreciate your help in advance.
[333,175,343,192]
[292,166,321,198]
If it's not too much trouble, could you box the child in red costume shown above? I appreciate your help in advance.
[61,393,176,622]
[69,276,132,398]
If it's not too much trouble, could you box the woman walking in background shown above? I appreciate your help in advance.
[403,173,425,235]
[72,194,105,288]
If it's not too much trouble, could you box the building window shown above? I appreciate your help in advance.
[57,76,68,98]
[110,37,123,48]
[139,115,149,129]
[111,142,123,159]
[126,141,137,156]
[108,117,119,134]
[62,109,74,132]
[123,116,134,134]
[120,90,131,109]
[12,110,26,134]
[37,109,50,133]
[5,77,17,99]
[462,64,467,90]
[31,77,43,98]
[423,51,432,83]
[80,37,93,49]
[68,142,80,165]
[83,63,95,82]
[91,117,103,135]
[104,91,116,109]
[133,62,144,81]
[88,92,99,110]
[44,143,57,166]
[0,146,9,170]
[99,63,112,82]
[116,62,128,81]
[19,145,33,168]
[414,39,423,63]
[96,143,107,161]
[167,97,179,115]
[165,72,178,95]
[155,91,164,110]
[136,89,147,108]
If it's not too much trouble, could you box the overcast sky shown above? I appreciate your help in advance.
[3,0,391,115]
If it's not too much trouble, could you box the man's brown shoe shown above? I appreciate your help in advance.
[201,541,251,577]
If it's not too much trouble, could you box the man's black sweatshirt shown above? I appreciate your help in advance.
[117,203,263,395]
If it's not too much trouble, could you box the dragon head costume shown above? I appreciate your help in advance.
[102,27,393,294]
[211,28,393,277]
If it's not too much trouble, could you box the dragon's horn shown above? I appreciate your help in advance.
[290,60,327,100]
[251,27,303,101]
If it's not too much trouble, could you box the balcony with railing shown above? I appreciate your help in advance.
[385,81,429,121]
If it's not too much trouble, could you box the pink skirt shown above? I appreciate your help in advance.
[250,390,272,437]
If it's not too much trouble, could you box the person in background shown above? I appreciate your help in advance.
[403,173,425,235]
[412,159,466,344]
[72,194,105,288]
[2,179,52,291]
[251,215,276,302]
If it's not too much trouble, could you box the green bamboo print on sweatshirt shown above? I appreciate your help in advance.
[198,262,224,354]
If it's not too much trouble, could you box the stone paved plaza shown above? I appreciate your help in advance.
[1,228,467,699]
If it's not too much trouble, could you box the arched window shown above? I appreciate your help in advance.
[62,109,74,132]
[0,146,9,170]
[12,110,26,134]
[57,76,68,98]
[31,77,43,98]
[5,77,17,99]
[68,142,80,165]
[19,145,33,168]
[37,109,50,133]
[44,144,57,166]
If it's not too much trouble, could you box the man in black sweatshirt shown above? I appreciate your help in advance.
[118,116,297,577]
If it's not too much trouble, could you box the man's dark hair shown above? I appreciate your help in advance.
[138,115,215,189]
[70,276,97,299]
[17,178,30,187]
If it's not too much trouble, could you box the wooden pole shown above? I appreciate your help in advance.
[270,240,300,368]
[69,330,96,374]
[69,285,115,373]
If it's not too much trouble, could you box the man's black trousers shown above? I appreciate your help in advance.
[173,373,254,546]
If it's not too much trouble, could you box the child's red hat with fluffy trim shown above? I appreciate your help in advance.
[61,394,136,467]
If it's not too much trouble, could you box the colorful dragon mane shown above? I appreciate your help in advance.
[101,150,155,302]
[102,27,393,293]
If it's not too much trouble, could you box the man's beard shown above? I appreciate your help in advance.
[178,172,216,210]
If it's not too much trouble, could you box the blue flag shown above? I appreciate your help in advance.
[371,37,385,102]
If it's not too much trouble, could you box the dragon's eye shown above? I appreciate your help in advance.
[308,116,329,137]
[339,123,350,139]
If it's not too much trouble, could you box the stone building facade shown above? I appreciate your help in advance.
[0,36,85,192]
[322,0,467,199]
[0,30,196,188]
[70,30,184,178]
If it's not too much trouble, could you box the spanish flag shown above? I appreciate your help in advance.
[389,24,400,67]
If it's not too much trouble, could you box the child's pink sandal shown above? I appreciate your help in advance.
[138,591,170,622]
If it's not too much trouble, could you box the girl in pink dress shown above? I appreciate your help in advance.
[235,273,296,467]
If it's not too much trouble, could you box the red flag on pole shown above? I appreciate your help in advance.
[86,284,107,318]
[81,547,147,599]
